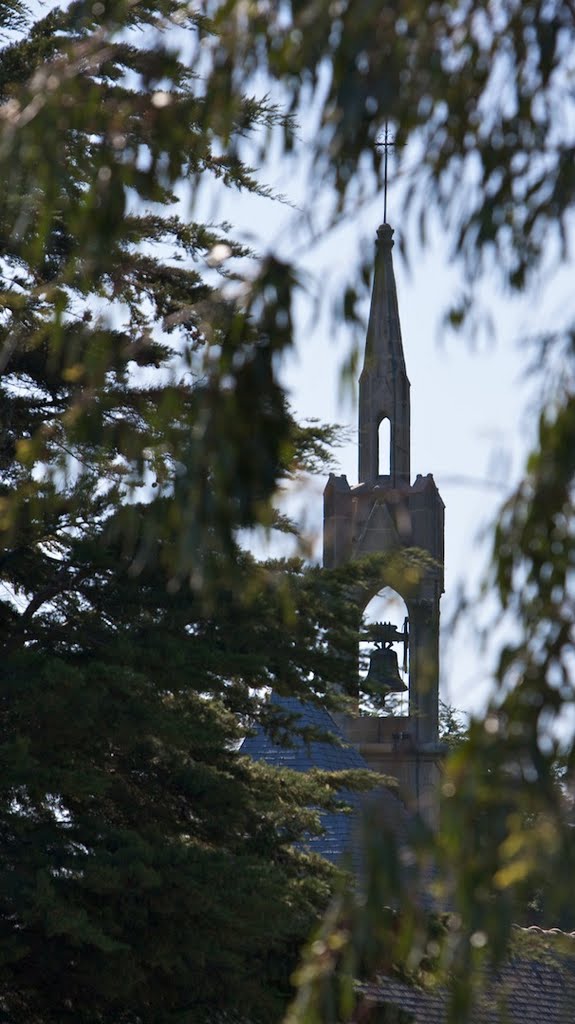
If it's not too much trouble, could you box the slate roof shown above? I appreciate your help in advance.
[360,929,575,1023]
[241,695,409,865]
[241,696,365,771]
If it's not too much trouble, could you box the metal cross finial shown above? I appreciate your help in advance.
[378,121,395,224]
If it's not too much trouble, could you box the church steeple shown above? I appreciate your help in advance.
[359,223,410,486]
[323,214,445,825]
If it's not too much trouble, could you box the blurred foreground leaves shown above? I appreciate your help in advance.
[3,0,575,1022]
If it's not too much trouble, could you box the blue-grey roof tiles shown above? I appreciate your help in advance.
[241,696,409,866]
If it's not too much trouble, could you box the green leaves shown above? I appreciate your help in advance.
[0,7,379,1021]
[0,540,376,1021]
[2,1,575,1021]
[0,1,305,578]
[0,394,384,1022]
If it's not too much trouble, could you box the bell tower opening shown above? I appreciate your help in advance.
[378,416,391,477]
[360,588,409,716]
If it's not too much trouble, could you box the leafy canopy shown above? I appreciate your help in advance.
[0,2,378,1022]
[3,0,575,1021]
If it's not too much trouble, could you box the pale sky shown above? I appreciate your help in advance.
[9,3,573,729]
[287,214,530,716]
[21,0,571,719]
[204,151,575,718]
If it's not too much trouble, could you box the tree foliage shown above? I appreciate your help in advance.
[0,0,306,579]
[188,1,575,1020]
[0,2,376,1021]
[2,0,575,1021]
[1,525,383,1022]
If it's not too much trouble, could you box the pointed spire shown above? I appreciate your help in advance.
[358,223,410,486]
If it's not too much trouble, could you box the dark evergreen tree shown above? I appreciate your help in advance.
[0,0,304,571]
[1,519,378,1023]
[0,3,378,1020]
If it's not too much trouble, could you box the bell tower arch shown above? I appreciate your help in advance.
[323,222,445,823]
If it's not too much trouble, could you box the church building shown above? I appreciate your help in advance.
[244,216,445,838]
[323,220,444,824]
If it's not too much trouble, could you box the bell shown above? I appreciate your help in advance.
[365,647,407,695]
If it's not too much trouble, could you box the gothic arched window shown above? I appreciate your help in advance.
[378,416,391,476]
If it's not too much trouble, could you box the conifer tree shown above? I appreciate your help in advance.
[0,0,306,570]
[1,518,377,1023]
[0,3,377,1021]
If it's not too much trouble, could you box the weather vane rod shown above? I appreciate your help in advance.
[378,121,395,224]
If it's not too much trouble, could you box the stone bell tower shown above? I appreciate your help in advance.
[323,222,445,822]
